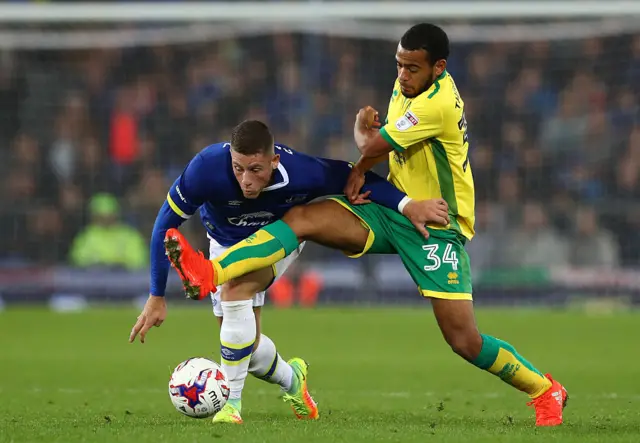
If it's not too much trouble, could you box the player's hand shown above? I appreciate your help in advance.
[129,295,167,344]
[344,166,366,203]
[356,106,381,130]
[402,199,450,239]
[351,190,372,205]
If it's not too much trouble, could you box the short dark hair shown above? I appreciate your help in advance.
[400,23,450,64]
[230,120,274,155]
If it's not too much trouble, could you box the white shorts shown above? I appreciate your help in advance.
[208,236,305,317]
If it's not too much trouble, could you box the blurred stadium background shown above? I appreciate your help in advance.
[1,0,640,310]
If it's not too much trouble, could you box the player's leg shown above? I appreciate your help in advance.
[211,234,288,384]
[208,237,263,421]
[384,211,568,426]
[164,200,373,299]
[431,298,551,394]
[256,243,319,420]
[210,267,272,424]
[215,308,259,340]
[243,244,319,420]
[210,200,370,286]
[248,310,295,392]
[211,243,318,422]
[431,298,568,426]
[217,307,295,394]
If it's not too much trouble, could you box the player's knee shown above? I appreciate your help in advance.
[443,328,483,361]
[221,280,255,302]
[282,205,317,240]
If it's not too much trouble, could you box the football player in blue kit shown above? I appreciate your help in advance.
[129,120,449,424]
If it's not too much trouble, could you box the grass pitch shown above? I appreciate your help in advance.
[1,306,639,442]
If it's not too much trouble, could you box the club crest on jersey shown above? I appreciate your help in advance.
[395,110,419,131]
[227,211,274,227]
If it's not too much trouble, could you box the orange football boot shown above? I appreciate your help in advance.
[527,373,568,426]
[164,228,216,300]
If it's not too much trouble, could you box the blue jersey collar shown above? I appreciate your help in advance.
[263,162,289,192]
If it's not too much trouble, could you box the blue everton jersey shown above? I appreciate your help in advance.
[168,143,355,246]
[150,142,407,296]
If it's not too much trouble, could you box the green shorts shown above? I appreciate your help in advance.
[329,196,473,300]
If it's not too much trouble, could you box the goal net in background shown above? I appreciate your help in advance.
[1,1,639,309]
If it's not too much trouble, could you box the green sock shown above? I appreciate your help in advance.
[472,334,552,398]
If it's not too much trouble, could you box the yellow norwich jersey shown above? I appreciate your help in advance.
[379,70,475,240]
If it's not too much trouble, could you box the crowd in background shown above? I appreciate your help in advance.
[0,30,639,273]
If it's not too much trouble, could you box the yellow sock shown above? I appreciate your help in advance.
[211,220,300,286]
[472,334,552,398]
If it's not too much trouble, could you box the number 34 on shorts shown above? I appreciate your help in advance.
[327,196,472,301]
[404,230,473,301]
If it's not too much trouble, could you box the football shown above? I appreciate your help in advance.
[168,357,230,418]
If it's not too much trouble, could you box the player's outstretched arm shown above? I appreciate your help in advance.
[129,202,184,343]
[316,157,406,213]
[314,157,448,238]
[129,200,188,344]
[130,154,211,343]
[358,165,450,238]
[359,166,450,238]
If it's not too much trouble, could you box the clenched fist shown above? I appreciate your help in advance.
[356,106,381,130]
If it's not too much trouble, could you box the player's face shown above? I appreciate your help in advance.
[230,150,280,199]
[396,44,446,98]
